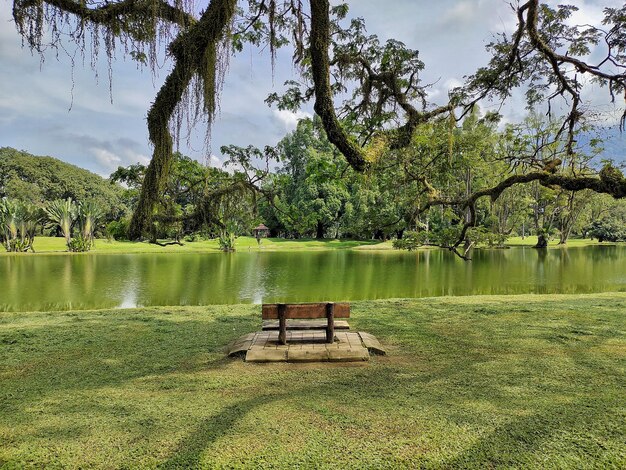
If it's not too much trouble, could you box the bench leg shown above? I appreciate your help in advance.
[278,303,287,345]
[326,302,335,343]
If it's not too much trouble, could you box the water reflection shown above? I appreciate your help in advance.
[1,246,626,312]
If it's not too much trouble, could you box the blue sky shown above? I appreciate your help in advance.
[1,0,623,176]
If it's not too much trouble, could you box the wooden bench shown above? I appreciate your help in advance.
[262,302,350,345]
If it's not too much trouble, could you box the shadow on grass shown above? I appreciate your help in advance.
[265,238,382,248]
[158,394,283,468]
[2,299,625,467]
[0,311,257,404]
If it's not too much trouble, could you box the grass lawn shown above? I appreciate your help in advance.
[8,235,616,256]
[505,236,610,247]
[1,294,625,468]
[18,236,387,255]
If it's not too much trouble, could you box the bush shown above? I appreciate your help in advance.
[218,231,236,252]
[392,231,427,251]
[67,235,92,252]
[586,220,626,242]
[106,219,130,240]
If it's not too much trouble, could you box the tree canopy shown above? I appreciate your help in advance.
[11,1,626,246]
[0,147,124,218]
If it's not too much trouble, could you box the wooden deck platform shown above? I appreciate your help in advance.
[226,330,386,362]
[262,319,350,331]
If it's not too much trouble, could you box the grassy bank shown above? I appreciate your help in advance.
[3,235,615,255]
[12,236,385,254]
[1,294,625,468]
[505,236,610,247]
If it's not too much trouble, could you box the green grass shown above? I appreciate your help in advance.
[7,235,618,256]
[12,236,387,255]
[505,236,610,247]
[1,294,625,468]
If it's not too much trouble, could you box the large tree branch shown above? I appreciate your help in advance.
[309,0,368,171]
[14,0,195,37]
[309,0,454,171]
[421,170,626,216]
[416,166,626,259]
[128,0,236,240]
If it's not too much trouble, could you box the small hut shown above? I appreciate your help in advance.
[253,223,270,245]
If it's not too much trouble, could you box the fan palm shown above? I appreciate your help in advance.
[0,198,39,252]
[76,201,103,250]
[45,198,76,248]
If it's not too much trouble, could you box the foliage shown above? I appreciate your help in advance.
[586,220,626,243]
[44,198,75,246]
[392,231,424,251]
[217,230,236,252]
[111,152,257,244]
[0,147,124,222]
[0,198,39,252]
[106,219,130,241]
[44,198,103,252]
[75,201,104,250]
[270,118,350,239]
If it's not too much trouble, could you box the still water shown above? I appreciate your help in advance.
[1,246,626,312]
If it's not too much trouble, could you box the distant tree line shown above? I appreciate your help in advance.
[3,108,626,255]
[0,147,125,252]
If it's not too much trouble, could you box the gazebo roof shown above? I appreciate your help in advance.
[253,223,269,231]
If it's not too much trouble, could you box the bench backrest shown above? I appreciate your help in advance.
[262,302,350,319]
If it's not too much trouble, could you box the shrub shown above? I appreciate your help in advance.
[392,231,426,251]
[106,219,130,240]
[218,231,236,252]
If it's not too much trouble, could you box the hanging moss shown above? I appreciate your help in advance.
[128,0,236,239]
[309,0,369,172]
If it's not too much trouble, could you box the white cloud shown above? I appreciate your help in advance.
[209,154,223,168]
[4,0,625,172]
[91,148,122,172]
[272,109,312,132]
[564,2,605,27]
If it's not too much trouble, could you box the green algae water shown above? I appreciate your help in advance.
[1,246,626,312]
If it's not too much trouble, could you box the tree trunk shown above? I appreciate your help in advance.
[535,233,548,248]
[316,220,325,239]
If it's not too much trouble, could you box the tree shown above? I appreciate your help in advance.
[45,197,103,252]
[11,1,626,245]
[45,198,75,247]
[0,198,39,252]
[0,147,125,221]
[111,151,255,243]
[271,118,349,239]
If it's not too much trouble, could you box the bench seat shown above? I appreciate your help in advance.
[262,302,350,344]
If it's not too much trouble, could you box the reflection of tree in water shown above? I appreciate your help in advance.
[591,245,619,262]
[4,247,626,311]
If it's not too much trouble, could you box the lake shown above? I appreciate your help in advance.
[1,246,626,312]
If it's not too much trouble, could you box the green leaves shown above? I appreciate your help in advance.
[45,198,75,245]
[44,198,103,252]
[0,198,39,252]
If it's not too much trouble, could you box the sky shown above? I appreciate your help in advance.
[0,0,624,176]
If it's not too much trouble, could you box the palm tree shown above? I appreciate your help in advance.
[45,198,76,249]
[76,201,103,250]
[0,198,39,252]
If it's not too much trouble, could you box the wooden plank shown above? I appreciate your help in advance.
[278,303,287,345]
[246,347,288,362]
[262,319,350,330]
[262,302,350,319]
[327,347,369,362]
[287,348,330,362]
[359,332,387,355]
[225,333,256,357]
[326,302,334,343]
